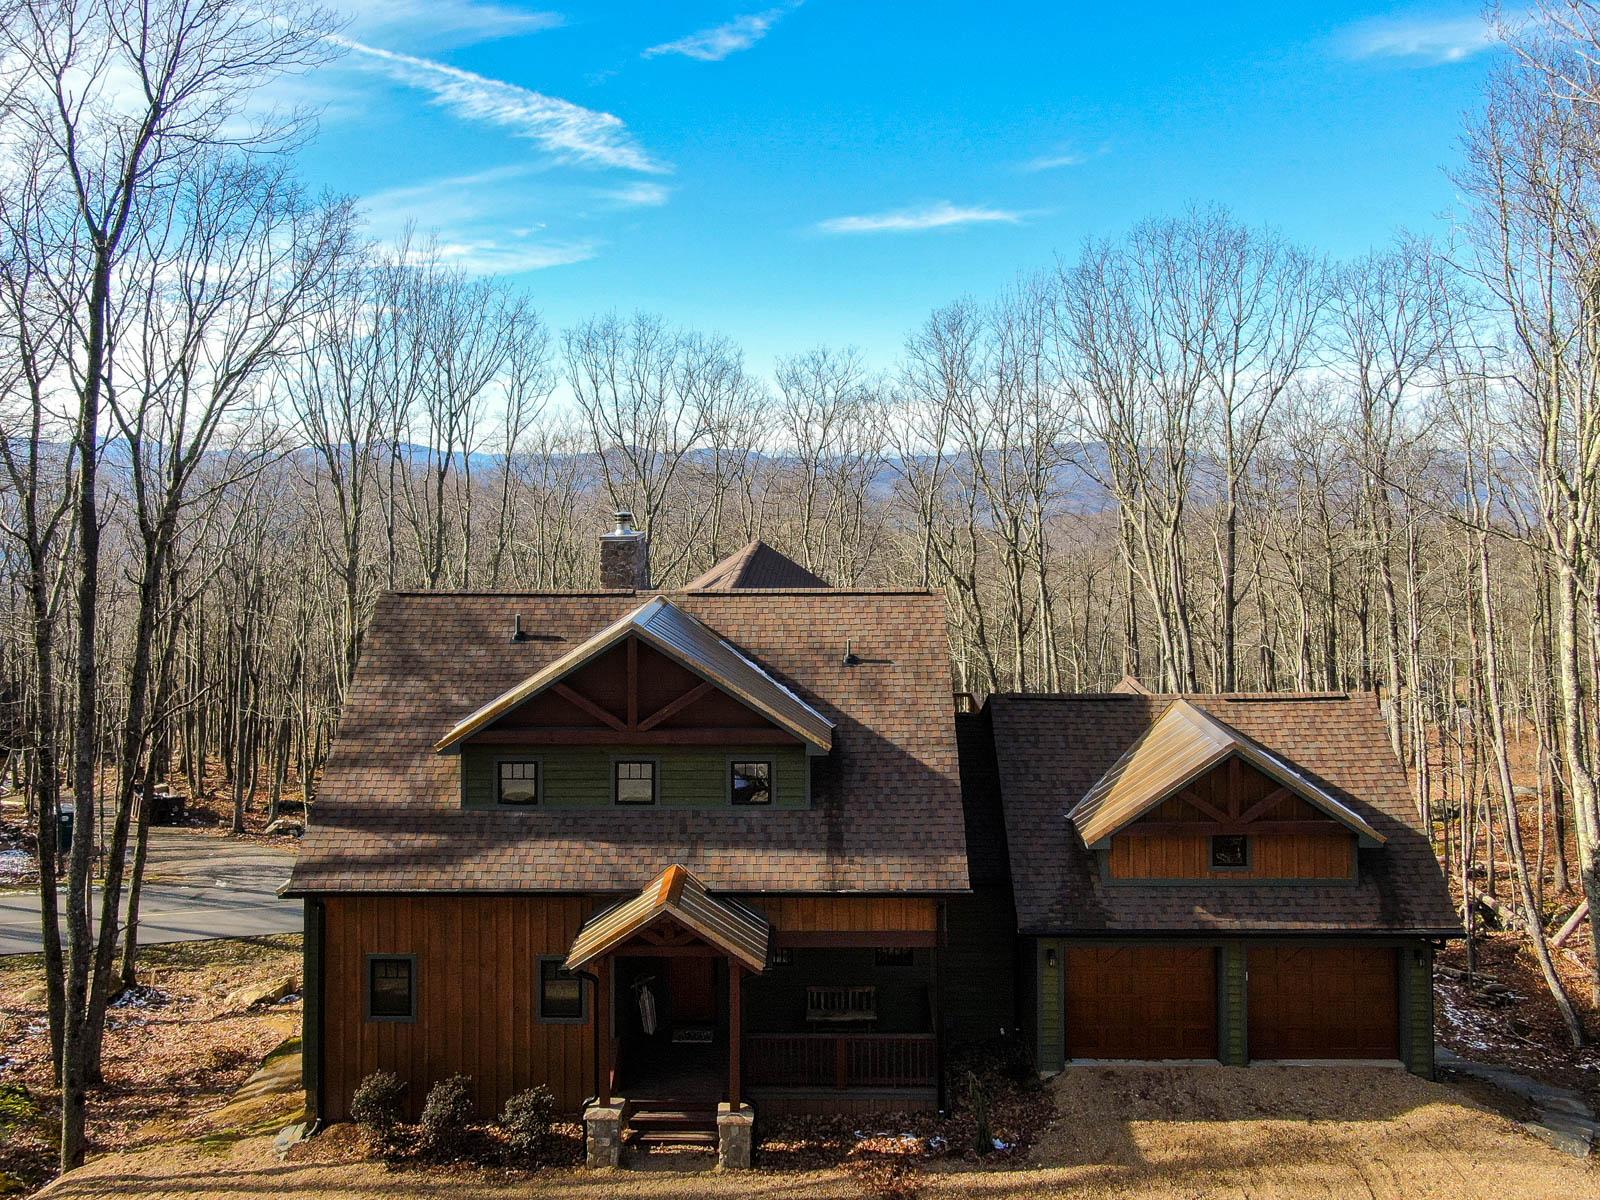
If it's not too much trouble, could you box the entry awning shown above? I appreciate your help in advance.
[565,864,771,973]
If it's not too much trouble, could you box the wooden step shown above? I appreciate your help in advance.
[633,1129,717,1147]
[630,1108,717,1126]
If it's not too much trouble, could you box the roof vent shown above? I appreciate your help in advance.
[511,613,528,643]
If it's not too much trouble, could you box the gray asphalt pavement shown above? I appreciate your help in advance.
[0,827,299,956]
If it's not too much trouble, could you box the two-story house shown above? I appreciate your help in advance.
[283,516,1458,1168]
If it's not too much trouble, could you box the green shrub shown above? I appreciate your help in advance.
[499,1085,557,1163]
[350,1070,405,1141]
[418,1074,474,1158]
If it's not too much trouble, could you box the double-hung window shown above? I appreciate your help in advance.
[498,760,539,805]
[614,759,657,805]
[730,760,773,806]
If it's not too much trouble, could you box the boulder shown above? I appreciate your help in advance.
[264,817,303,838]
[225,975,300,1011]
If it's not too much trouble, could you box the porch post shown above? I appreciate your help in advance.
[596,955,612,1105]
[727,961,743,1105]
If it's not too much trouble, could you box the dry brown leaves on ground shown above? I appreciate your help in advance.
[0,934,303,1195]
[1436,933,1600,1110]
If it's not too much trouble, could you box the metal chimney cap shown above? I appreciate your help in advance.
[610,509,639,536]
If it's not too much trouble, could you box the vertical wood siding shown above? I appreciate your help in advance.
[1108,829,1355,879]
[321,895,600,1120]
[752,896,939,934]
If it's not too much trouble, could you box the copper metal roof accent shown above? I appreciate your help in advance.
[433,595,835,753]
[1069,699,1387,848]
[564,863,771,972]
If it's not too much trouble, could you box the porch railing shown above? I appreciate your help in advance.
[744,1032,937,1090]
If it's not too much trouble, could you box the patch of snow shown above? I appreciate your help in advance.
[276,992,301,1005]
[111,984,170,1009]
[992,1138,1012,1151]
[0,848,34,882]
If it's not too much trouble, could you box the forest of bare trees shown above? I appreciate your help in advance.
[4,0,1600,1170]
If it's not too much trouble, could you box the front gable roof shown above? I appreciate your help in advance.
[1069,699,1386,848]
[433,596,835,753]
[565,864,770,972]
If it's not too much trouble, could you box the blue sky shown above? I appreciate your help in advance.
[291,2,1500,368]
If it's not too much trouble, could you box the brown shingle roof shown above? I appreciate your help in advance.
[285,590,967,896]
[683,540,831,590]
[983,692,1460,936]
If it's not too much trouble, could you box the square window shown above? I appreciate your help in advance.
[874,947,915,967]
[368,955,415,1021]
[539,957,585,1022]
[730,760,773,806]
[1211,834,1249,870]
[769,947,794,967]
[614,760,657,805]
[498,760,539,805]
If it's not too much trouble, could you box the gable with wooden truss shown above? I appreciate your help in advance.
[435,596,834,753]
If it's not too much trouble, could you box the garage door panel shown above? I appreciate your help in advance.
[1247,946,1398,1060]
[1066,946,1217,1060]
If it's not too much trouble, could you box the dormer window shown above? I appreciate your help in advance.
[498,760,539,806]
[730,760,773,806]
[614,759,658,805]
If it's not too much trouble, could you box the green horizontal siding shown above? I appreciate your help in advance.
[461,745,809,809]
[1402,944,1435,1078]
[1219,943,1247,1065]
[1036,938,1065,1073]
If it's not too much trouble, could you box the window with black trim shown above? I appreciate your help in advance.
[614,759,657,805]
[730,760,773,806]
[538,957,585,1022]
[874,947,915,967]
[1211,834,1249,870]
[367,955,415,1021]
[498,760,539,805]
[770,947,794,967]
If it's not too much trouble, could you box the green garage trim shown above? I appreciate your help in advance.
[1219,943,1247,1065]
[1036,938,1065,1073]
[1400,944,1435,1078]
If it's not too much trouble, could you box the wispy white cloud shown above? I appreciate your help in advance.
[343,0,563,50]
[1023,150,1089,172]
[644,3,799,62]
[1337,13,1496,64]
[433,238,596,274]
[334,36,667,172]
[599,181,672,208]
[816,201,1027,235]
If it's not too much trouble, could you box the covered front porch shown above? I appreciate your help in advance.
[566,866,941,1166]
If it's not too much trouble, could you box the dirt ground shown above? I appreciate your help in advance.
[0,935,303,1194]
[31,1065,1597,1200]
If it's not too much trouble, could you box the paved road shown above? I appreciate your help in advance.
[0,827,300,956]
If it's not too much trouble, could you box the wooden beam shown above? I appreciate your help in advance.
[626,638,638,729]
[595,956,612,1106]
[1227,756,1243,819]
[638,680,715,731]
[774,930,939,949]
[1175,788,1230,824]
[728,963,743,1107]
[1236,786,1296,826]
[1120,820,1351,837]
[551,683,627,731]
[465,727,802,746]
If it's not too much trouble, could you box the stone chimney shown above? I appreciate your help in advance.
[600,509,651,590]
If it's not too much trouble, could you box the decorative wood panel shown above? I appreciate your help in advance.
[1065,946,1217,1060]
[321,895,600,1121]
[1110,757,1357,880]
[1246,945,1399,1060]
[751,896,939,940]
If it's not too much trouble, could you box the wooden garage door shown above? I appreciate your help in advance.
[1065,946,1217,1060]
[1247,946,1398,1059]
